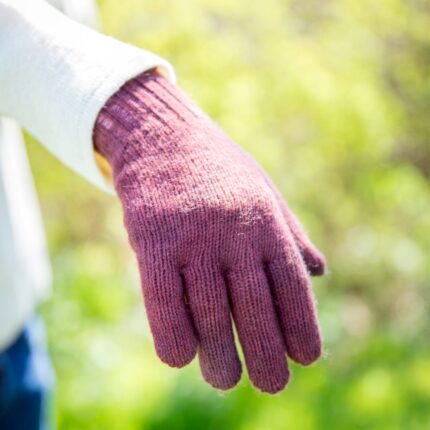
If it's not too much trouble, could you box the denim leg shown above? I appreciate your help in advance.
[0,316,55,430]
[0,349,16,418]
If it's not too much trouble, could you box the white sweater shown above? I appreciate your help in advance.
[0,0,175,349]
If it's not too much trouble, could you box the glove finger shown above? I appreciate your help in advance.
[237,146,326,276]
[182,263,242,390]
[138,257,198,368]
[266,237,322,365]
[227,259,289,394]
[275,195,326,276]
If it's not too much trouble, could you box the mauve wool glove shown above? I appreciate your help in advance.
[93,70,326,394]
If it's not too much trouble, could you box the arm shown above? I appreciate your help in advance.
[0,0,174,190]
[1,0,326,393]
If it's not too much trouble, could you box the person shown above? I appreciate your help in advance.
[0,1,100,429]
[0,0,326,428]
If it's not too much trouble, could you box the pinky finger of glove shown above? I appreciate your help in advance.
[275,196,326,276]
[236,146,326,276]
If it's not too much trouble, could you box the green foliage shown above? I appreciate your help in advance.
[26,0,430,428]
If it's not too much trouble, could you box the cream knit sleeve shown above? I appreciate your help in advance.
[0,0,175,191]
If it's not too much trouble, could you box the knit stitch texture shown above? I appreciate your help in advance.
[93,70,325,393]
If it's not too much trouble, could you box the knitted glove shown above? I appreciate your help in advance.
[93,70,325,394]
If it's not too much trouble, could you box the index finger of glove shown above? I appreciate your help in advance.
[138,256,198,368]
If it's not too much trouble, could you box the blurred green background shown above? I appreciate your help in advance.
[26,0,430,428]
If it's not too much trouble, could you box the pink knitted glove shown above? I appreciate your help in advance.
[93,70,325,394]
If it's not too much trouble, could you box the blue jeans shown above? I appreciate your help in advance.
[0,317,54,430]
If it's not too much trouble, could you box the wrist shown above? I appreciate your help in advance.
[93,69,193,165]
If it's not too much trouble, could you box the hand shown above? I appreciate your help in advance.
[94,70,325,393]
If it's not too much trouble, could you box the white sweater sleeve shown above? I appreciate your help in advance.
[0,0,175,191]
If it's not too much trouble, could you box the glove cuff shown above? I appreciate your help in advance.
[93,69,200,168]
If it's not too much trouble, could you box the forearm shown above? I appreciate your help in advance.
[0,0,174,190]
